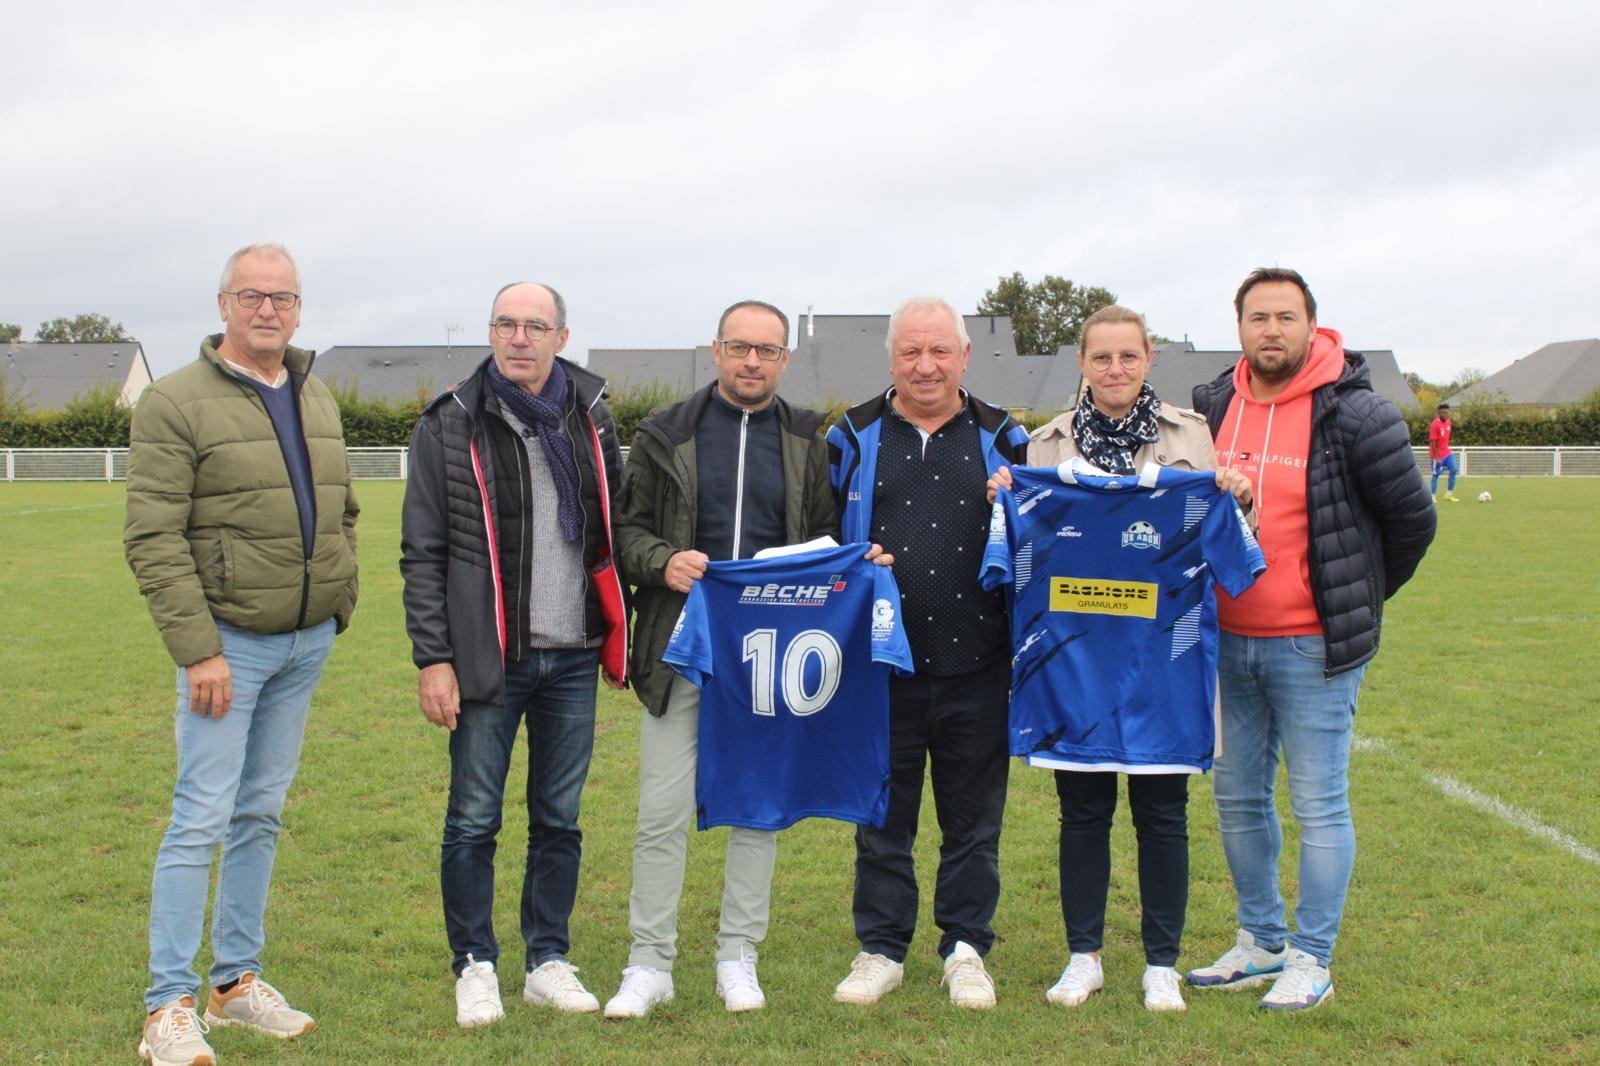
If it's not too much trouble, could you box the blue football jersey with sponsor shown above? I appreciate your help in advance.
[664,542,914,830]
[980,462,1265,772]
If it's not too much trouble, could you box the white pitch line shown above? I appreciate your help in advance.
[0,502,119,518]
[1354,734,1600,866]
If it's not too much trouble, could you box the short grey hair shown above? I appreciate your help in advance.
[885,296,969,354]
[490,282,567,328]
[219,243,300,292]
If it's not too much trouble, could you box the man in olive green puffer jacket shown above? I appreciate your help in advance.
[125,243,358,1065]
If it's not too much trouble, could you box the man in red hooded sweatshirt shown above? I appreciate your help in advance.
[1183,268,1435,1011]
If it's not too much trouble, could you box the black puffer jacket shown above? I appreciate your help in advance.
[400,356,622,704]
[1192,351,1435,677]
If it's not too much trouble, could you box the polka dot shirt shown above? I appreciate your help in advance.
[872,400,1008,676]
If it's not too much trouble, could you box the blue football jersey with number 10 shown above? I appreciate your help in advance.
[663,542,913,831]
[981,462,1265,773]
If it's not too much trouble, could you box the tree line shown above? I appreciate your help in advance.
[2,313,133,343]
[8,286,1597,450]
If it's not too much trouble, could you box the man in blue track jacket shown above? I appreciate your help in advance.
[826,297,1029,1010]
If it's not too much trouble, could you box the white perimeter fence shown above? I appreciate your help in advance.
[3,445,1598,481]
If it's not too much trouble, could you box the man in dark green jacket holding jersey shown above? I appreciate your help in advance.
[602,300,846,1018]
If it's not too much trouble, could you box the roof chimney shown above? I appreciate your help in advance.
[806,305,814,339]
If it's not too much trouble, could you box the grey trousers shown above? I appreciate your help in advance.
[626,677,777,970]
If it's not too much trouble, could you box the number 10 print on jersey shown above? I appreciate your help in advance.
[663,543,913,831]
[981,462,1265,773]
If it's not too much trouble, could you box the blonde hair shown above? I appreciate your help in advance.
[1079,304,1150,353]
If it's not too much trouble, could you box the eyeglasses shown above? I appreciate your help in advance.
[491,319,557,340]
[1086,351,1147,372]
[720,340,787,362]
[222,289,300,310]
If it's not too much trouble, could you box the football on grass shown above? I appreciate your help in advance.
[1478,491,1493,503]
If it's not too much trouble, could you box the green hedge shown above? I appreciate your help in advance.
[0,384,133,447]
[1404,394,1600,447]
[7,377,1598,449]
[0,380,691,450]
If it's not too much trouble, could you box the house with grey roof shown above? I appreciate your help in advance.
[1450,339,1600,410]
[588,314,1055,411]
[3,341,153,410]
[586,315,1419,414]
[584,348,705,398]
[317,312,1420,415]
[313,345,492,401]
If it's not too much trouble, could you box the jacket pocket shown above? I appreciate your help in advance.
[217,530,236,597]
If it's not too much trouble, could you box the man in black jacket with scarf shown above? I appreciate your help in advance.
[401,281,626,1028]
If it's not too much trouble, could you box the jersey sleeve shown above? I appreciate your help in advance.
[978,493,1015,592]
[1203,495,1268,598]
[868,562,915,675]
[660,582,714,689]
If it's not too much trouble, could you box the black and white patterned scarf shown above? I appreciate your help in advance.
[1072,383,1161,475]
[487,358,583,542]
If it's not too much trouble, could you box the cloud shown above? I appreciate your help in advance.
[3,1,1596,385]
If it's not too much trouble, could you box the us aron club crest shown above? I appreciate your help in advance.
[1121,520,1161,550]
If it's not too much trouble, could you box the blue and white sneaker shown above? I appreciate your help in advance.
[1259,949,1334,1011]
[1185,929,1286,989]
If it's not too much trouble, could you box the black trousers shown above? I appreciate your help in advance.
[1056,770,1189,966]
[853,657,1011,963]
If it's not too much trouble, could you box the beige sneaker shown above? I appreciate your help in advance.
[524,959,600,1013]
[941,942,996,1009]
[139,996,215,1066]
[204,973,315,1038]
[455,955,506,1028]
[833,952,904,1005]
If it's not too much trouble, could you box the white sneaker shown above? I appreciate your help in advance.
[715,948,766,1012]
[603,965,674,1019]
[1045,952,1103,1007]
[524,959,600,1013]
[941,941,996,1010]
[454,955,505,1028]
[203,973,315,1037]
[833,952,904,1005]
[139,996,215,1066]
[1185,929,1287,989]
[1142,965,1187,1012]
[1259,949,1334,1011]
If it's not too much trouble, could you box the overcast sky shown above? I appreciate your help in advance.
[5,1,1597,385]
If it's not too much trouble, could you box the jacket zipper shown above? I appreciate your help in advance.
[731,409,749,559]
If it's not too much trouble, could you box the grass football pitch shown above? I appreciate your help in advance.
[2,477,1597,1063]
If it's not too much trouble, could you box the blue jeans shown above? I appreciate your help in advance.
[1056,770,1189,966]
[441,647,598,974]
[145,618,336,1011]
[1211,632,1365,966]
[1431,454,1459,493]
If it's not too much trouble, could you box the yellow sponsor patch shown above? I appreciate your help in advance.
[1049,577,1158,618]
